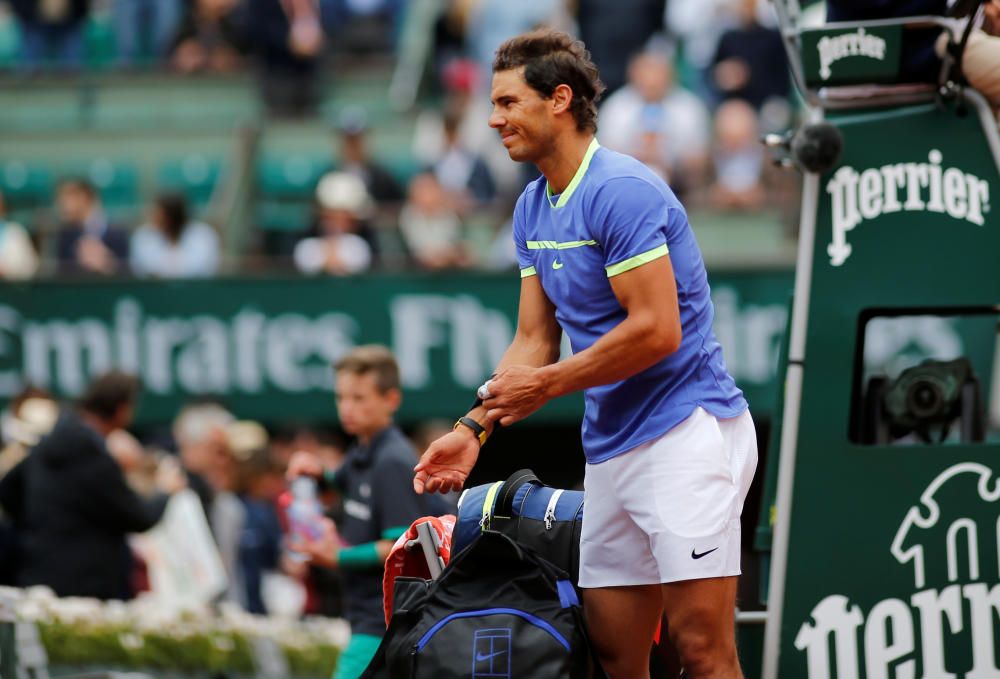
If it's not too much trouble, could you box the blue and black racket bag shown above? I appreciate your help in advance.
[453,469,585,583]
[360,530,599,678]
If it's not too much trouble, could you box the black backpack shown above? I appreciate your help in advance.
[361,530,600,678]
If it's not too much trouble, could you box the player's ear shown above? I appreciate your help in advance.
[551,84,574,116]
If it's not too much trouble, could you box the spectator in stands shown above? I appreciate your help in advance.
[269,425,347,617]
[130,193,220,278]
[465,0,562,81]
[599,49,710,195]
[236,448,284,614]
[0,372,186,600]
[270,425,346,472]
[711,0,790,114]
[0,387,57,587]
[412,59,524,200]
[114,0,183,67]
[430,1,472,86]
[244,0,324,117]
[321,0,404,54]
[0,190,39,280]
[429,103,497,214]
[399,172,473,271]
[55,178,130,276]
[575,0,667,94]
[294,172,377,276]
[334,107,406,207]
[665,0,743,101]
[174,402,234,519]
[169,0,246,74]
[708,98,766,210]
[10,0,90,70]
[0,387,57,478]
[173,401,247,605]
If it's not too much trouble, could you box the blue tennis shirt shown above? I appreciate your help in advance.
[513,139,747,463]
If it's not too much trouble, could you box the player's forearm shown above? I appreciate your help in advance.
[464,331,559,429]
[497,327,562,371]
[540,312,679,399]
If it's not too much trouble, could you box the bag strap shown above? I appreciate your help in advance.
[492,468,540,520]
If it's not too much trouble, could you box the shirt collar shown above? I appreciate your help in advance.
[545,137,600,209]
[348,424,397,468]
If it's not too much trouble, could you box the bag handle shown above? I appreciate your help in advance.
[457,529,569,584]
[492,468,540,520]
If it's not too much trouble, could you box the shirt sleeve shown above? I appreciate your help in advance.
[511,193,536,278]
[591,177,673,278]
[78,452,169,533]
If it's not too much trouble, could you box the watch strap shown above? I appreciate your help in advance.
[454,416,488,445]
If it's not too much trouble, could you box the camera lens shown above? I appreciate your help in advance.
[906,379,945,419]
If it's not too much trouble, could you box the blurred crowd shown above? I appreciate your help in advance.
[0,0,799,280]
[0,368,454,618]
[5,0,401,113]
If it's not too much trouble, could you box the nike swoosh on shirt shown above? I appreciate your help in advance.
[691,547,719,560]
[476,651,504,662]
[552,260,564,270]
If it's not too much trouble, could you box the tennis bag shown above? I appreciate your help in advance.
[453,469,585,582]
[361,530,599,678]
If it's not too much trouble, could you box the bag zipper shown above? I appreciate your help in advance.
[479,481,503,531]
[544,489,564,530]
[414,607,571,652]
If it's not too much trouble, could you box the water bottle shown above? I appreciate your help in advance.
[287,476,324,561]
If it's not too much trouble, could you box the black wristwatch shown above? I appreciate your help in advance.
[454,416,488,445]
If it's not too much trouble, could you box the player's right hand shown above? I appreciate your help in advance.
[413,430,480,495]
[286,450,323,481]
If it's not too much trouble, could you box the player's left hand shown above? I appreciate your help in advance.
[483,365,553,426]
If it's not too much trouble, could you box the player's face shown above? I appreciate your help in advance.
[334,370,399,439]
[489,68,555,163]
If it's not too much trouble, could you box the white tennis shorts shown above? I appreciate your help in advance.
[578,406,758,587]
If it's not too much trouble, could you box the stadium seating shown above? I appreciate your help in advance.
[158,154,224,211]
[64,157,140,218]
[0,159,51,228]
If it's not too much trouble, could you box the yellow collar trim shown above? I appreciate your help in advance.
[545,138,600,209]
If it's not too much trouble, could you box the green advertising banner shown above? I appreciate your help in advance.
[800,25,903,87]
[0,271,793,426]
[767,100,1000,678]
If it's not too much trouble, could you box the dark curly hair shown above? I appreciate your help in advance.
[493,29,606,134]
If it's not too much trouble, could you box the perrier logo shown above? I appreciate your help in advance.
[817,28,887,81]
[795,463,1000,678]
[826,150,990,266]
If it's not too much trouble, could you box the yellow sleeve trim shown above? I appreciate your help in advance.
[520,266,537,278]
[605,243,669,277]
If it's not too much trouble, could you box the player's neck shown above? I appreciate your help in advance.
[537,133,595,195]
